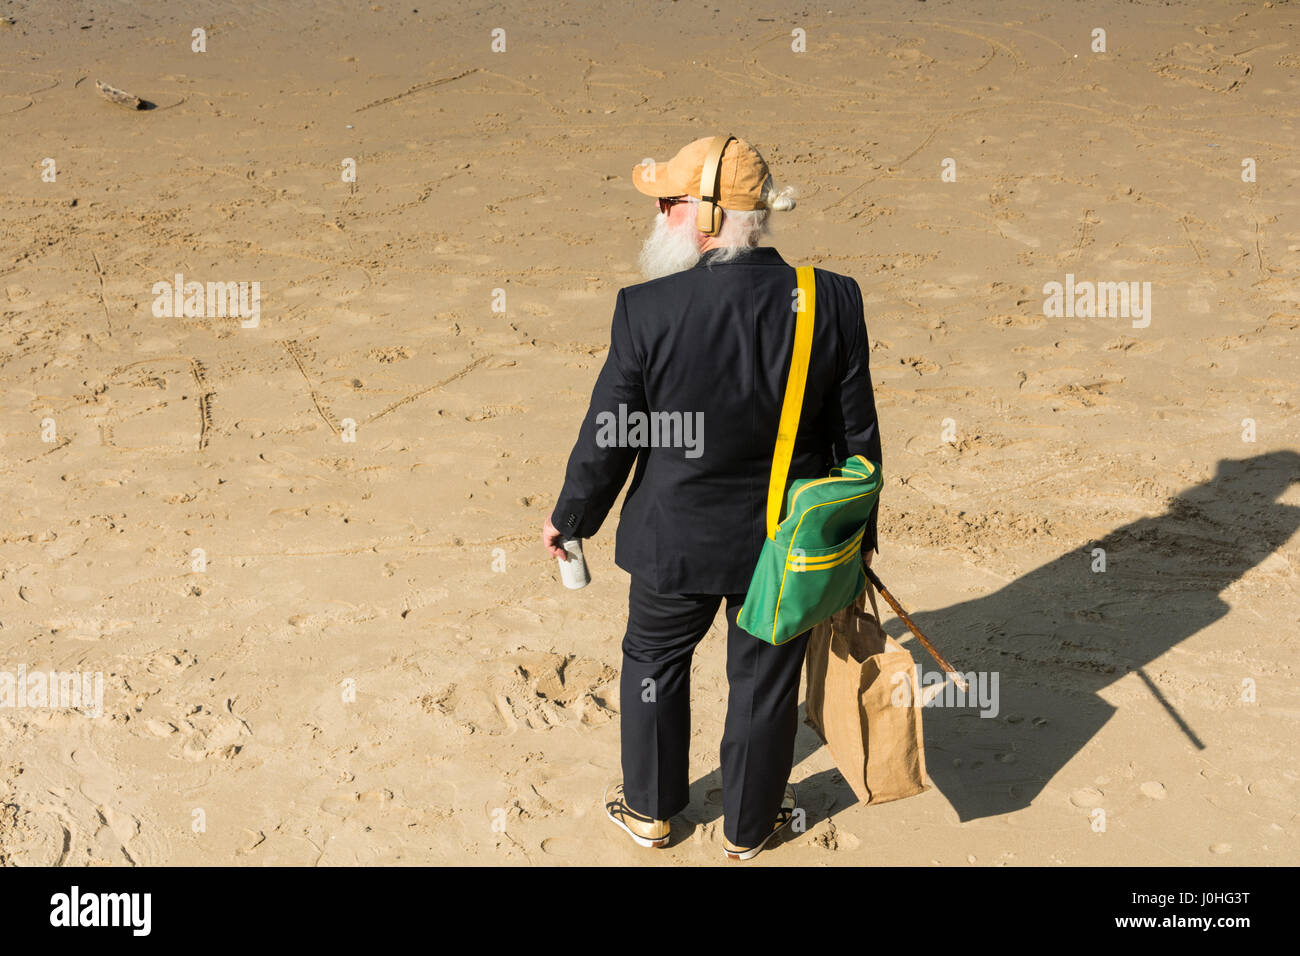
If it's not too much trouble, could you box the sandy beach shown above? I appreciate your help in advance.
[0,0,1297,865]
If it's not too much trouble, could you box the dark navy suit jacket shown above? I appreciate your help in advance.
[551,246,882,595]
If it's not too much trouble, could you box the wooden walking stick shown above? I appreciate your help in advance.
[864,566,969,692]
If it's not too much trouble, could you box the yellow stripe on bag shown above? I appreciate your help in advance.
[785,527,865,571]
[787,548,862,573]
[795,526,863,563]
[767,266,816,540]
[792,530,864,568]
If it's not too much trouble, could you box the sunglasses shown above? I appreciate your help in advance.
[657,195,691,214]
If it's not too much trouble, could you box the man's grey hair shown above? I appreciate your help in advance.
[697,178,798,265]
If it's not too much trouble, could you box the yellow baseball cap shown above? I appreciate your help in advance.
[632,135,772,211]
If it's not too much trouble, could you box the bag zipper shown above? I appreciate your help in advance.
[782,456,877,525]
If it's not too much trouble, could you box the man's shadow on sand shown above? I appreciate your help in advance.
[686,451,1300,831]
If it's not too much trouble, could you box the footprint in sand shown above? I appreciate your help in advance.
[178,704,250,761]
[1069,787,1104,808]
[483,651,619,732]
[92,805,146,866]
[320,789,393,819]
[5,807,73,866]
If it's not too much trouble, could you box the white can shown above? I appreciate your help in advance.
[558,538,590,590]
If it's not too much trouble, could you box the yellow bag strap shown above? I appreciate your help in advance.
[766,265,816,539]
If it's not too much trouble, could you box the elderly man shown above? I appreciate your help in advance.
[542,135,882,859]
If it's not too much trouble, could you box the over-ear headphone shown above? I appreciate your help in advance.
[697,133,736,237]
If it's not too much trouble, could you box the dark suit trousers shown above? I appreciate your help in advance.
[619,576,810,848]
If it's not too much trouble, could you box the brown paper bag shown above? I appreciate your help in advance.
[804,584,929,804]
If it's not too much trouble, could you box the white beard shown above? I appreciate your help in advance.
[638,211,702,280]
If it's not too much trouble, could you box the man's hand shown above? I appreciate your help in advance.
[543,515,568,560]
[862,548,875,569]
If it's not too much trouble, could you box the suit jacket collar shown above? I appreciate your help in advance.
[693,246,788,269]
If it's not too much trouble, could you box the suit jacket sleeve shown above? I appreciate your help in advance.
[550,288,645,540]
[833,278,883,555]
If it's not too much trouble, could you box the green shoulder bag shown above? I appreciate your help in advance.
[736,266,883,646]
